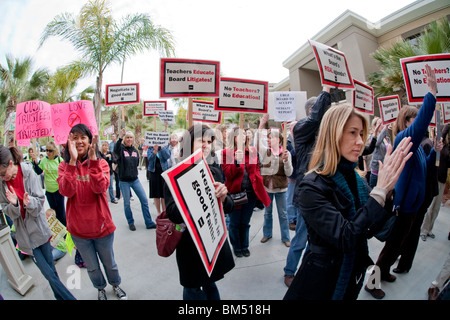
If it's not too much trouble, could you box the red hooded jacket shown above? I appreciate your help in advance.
[221,147,271,208]
[57,158,116,239]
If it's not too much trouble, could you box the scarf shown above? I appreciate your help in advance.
[331,158,368,300]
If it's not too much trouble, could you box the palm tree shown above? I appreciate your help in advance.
[369,17,450,104]
[39,0,175,126]
[0,54,49,143]
[46,67,94,104]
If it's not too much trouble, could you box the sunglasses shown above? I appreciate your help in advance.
[46,149,55,152]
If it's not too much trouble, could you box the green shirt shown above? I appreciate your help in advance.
[38,157,62,193]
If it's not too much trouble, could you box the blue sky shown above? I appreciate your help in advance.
[0,0,415,109]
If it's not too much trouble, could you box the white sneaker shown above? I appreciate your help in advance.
[113,286,128,300]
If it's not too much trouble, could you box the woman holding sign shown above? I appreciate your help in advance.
[283,104,413,300]
[0,145,76,300]
[164,124,235,300]
[58,124,127,300]
[366,65,443,299]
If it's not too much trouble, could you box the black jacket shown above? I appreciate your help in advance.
[164,163,235,288]
[114,138,139,181]
[292,91,331,207]
[285,171,391,300]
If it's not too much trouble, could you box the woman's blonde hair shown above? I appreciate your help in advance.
[308,103,368,176]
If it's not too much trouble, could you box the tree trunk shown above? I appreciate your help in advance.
[94,75,103,127]
[4,96,17,146]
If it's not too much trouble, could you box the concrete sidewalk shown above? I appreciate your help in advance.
[1,168,449,300]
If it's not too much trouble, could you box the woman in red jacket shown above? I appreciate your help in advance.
[57,124,127,300]
[222,127,270,257]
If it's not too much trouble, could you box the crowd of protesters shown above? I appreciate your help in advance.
[0,65,449,301]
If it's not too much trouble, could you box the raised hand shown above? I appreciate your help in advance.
[376,136,413,191]
[89,135,99,160]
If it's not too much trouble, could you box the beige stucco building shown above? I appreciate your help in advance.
[273,0,450,116]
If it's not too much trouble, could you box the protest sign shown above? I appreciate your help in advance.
[162,149,227,276]
[144,101,167,116]
[160,58,220,98]
[15,101,53,141]
[309,40,354,89]
[215,77,268,113]
[400,53,450,104]
[105,83,140,106]
[442,104,450,124]
[144,131,170,147]
[269,91,306,122]
[192,100,221,123]
[378,95,401,125]
[103,125,114,136]
[353,80,374,114]
[51,100,98,145]
[47,211,67,248]
[158,110,175,124]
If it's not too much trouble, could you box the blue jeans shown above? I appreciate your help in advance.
[283,208,308,275]
[46,190,66,226]
[263,192,290,242]
[119,178,155,228]
[370,172,378,188]
[229,193,256,252]
[108,174,117,202]
[286,181,297,224]
[32,241,76,300]
[183,282,220,300]
[72,233,121,290]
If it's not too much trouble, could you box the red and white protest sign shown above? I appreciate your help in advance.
[191,100,221,123]
[378,95,401,125]
[401,53,450,104]
[15,101,53,141]
[160,58,220,98]
[162,149,228,276]
[442,104,450,124]
[105,83,140,106]
[353,80,374,114]
[309,40,354,89]
[103,125,114,136]
[143,101,167,116]
[51,100,98,145]
[215,77,268,113]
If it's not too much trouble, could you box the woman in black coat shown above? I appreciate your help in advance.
[164,124,235,300]
[283,104,413,300]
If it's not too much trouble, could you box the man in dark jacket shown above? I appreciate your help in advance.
[283,86,332,287]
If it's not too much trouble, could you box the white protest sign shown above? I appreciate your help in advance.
[216,77,268,113]
[105,83,140,105]
[309,40,354,89]
[144,101,167,116]
[103,125,114,136]
[158,110,175,124]
[160,58,220,98]
[269,91,306,122]
[192,100,221,123]
[144,131,170,147]
[162,149,227,276]
[353,80,374,114]
[47,212,67,248]
[400,53,450,104]
[378,95,401,125]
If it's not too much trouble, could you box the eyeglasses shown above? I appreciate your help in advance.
[46,149,55,152]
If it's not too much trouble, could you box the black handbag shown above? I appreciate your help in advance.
[230,191,248,206]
